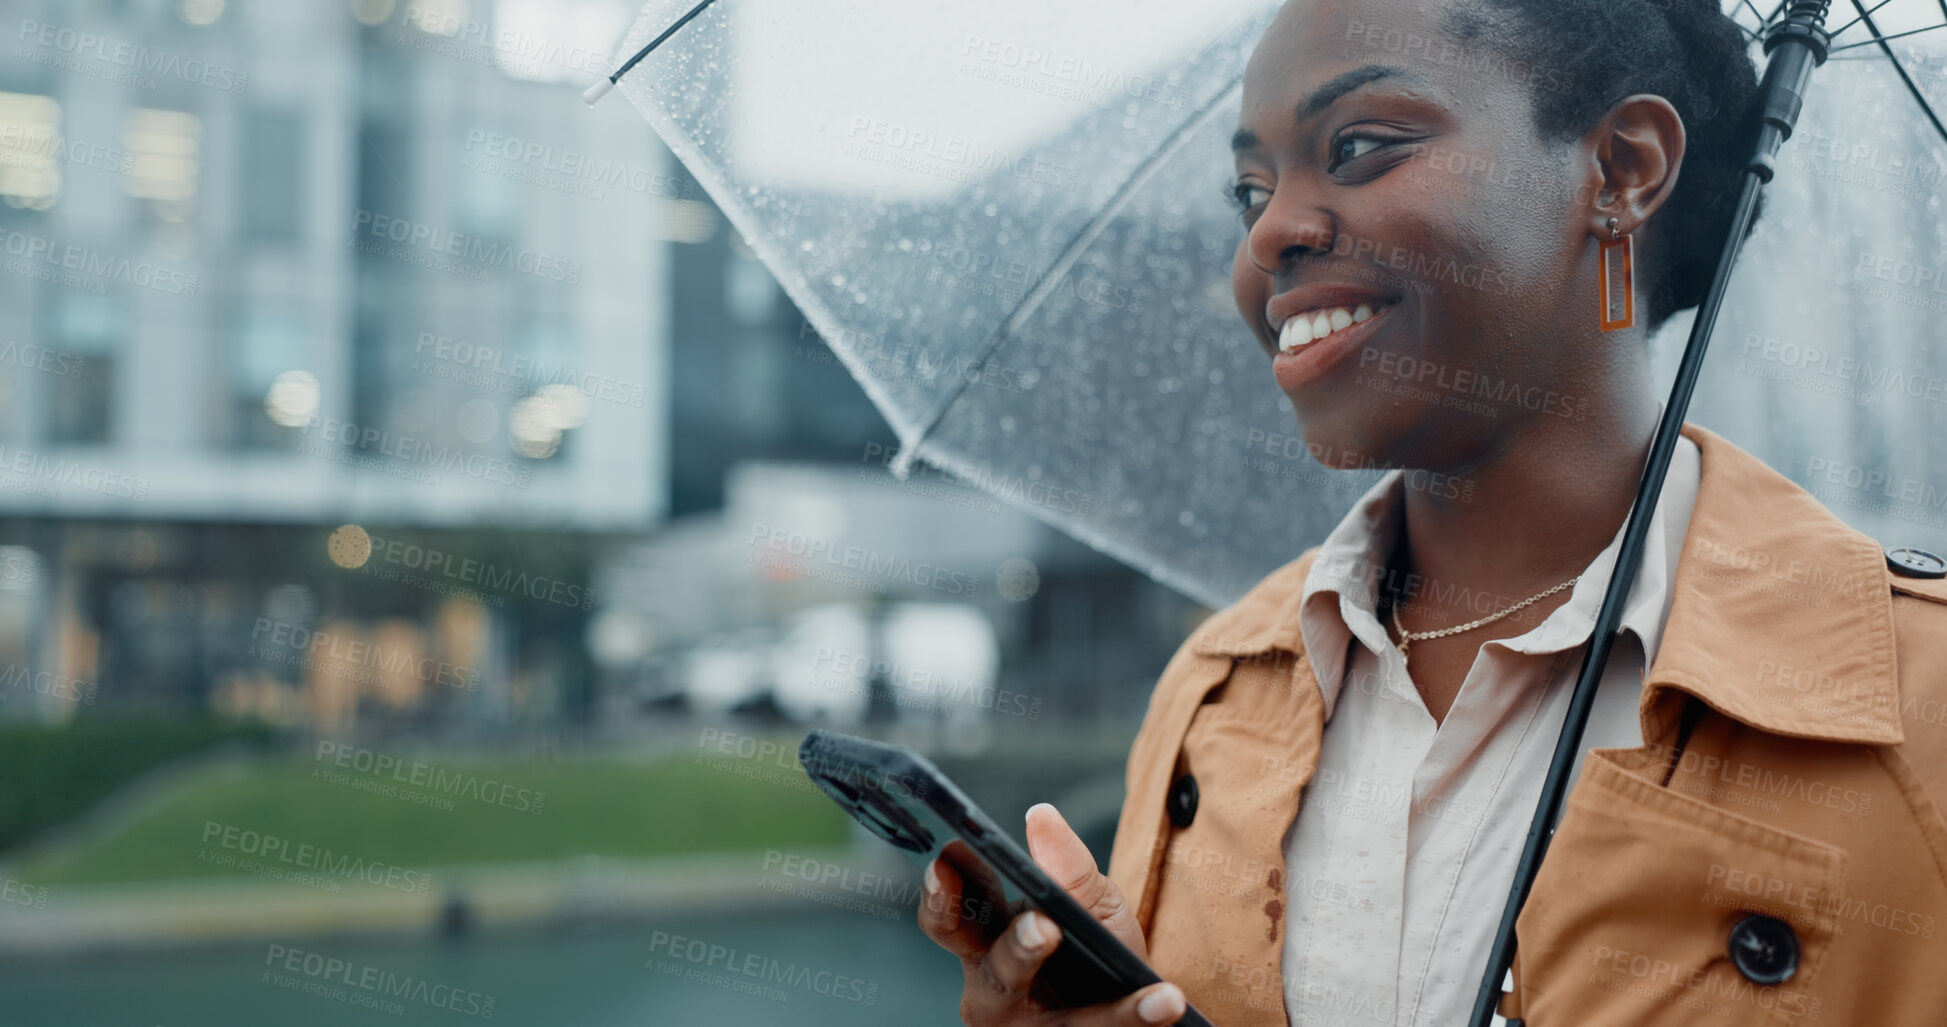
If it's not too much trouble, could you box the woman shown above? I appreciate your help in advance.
[921,0,1947,1024]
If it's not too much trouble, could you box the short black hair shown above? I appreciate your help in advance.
[1444,0,1766,331]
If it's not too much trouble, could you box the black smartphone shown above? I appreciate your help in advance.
[798,729,1216,1027]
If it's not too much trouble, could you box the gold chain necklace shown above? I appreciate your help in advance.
[1387,574,1579,669]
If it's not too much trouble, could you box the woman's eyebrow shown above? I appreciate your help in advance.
[1231,64,1430,153]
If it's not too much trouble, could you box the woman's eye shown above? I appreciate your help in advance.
[1227,182,1271,215]
[1329,134,1390,171]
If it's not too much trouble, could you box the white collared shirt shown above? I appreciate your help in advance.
[1279,431,1701,1027]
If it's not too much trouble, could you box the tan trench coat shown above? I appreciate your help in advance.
[1105,423,1947,1025]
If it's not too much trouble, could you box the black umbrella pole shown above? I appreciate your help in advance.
[1463,6,1832,1026]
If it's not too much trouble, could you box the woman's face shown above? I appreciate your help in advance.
[1231,0,1597,472]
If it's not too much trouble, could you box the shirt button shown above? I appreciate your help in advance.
[1167,773,1199,828]
[1728,914,1798,985]
[1886,546,1947,579]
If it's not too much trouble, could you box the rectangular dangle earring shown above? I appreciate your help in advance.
[1598,215,1634,332]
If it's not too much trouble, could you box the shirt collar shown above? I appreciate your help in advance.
[1189,423,1903,745]
[1287,431,1695,720]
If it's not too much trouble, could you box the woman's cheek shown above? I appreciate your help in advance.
[1233,243,1265,334]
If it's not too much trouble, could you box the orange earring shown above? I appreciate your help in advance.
[1598,216,1634,331]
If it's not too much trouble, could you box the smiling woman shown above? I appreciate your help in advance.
[916,1,1947,1026]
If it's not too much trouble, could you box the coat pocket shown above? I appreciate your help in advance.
[1512,750,1844,1027]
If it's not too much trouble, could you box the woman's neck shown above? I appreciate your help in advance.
[1388,388,1663,631]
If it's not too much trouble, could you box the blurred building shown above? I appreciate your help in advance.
[0,0,1205,742]
[0,0,681,726]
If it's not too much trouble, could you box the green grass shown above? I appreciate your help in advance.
[0,717,274,853]
[17,742,851,885]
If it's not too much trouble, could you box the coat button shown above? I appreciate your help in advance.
[1167,773,1199,828]
[1728,914,1798,985]
[1886,546,1947,579]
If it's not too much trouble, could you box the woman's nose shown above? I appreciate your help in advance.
[1246,191,1337,275]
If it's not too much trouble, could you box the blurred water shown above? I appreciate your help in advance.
[0,910,966,1026]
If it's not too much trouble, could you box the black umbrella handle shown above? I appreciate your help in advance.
[1463,5,1834,1026]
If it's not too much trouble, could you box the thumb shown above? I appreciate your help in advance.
[1025,802,1145,956]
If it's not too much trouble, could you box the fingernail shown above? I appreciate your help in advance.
[923,860,940,895]
[1015,911,1045,949]
[1137,984,1185,1024]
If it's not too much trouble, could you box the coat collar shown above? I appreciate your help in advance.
[1190,423,1903,745]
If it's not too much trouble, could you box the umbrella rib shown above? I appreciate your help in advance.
[889,76,1248,476]
[1830,22,1947,50]
[607,0,722,86]
[1842,0,1947,148]
[1830,0,1897,38]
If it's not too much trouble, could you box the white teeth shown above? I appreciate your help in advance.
[1276,302,1388,353]
[1279,316,1314,352]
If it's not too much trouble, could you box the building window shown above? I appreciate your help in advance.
[124,107,200,241]
[0,91,61,211]
[242,108,302,245]
[45,292,122,445]
[230,302,308,449]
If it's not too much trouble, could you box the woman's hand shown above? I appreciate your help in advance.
[918,802,1188,1026]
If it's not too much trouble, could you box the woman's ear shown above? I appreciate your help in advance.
[1584,94,1687,238]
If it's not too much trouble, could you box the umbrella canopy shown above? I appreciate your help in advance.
[603,0,1947,609]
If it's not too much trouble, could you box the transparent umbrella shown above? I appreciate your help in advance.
[586,0,1947,611]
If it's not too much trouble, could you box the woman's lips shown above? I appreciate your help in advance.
[1271,301,1397,392]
